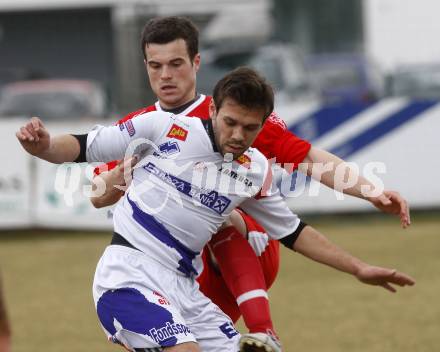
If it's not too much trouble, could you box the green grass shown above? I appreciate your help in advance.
[0,212,439,352]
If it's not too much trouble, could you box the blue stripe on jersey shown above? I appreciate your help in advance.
[127,196,199,277]
[96,287,180,347]
[329,100,437,159]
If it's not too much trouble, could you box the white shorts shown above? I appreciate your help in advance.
[93,245,241,351]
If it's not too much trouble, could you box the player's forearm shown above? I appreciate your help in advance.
[90,187,123,208]
[300,147,374,200]
[39,134,81,164]
[293,225,366,277]
[90,180,124,208]
[90,168,126,208]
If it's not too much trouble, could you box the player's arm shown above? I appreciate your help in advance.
[15,114,125,164]
[0,276,11,352]
[282,225,415,292]
[265,114,410,228]
[240,162,415,292]
[90,157,138,208]
[17,113,160,164]
[300,147,410,227]
[16,117,81,163]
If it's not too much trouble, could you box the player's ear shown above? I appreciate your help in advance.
[209,99,217,120]
[193,53,201,72]
[143,59,148,71]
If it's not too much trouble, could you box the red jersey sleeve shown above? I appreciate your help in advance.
[93,160,119,176]
[252,112,311,171]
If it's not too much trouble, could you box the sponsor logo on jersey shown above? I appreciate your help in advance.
[218,166,253,187]
[235,154,251,168]
[167,124,188,141]
[149,322,191,344]
[122,120,136,136]
[219,322,239,339]
[152,291,171,305]
[143,162,231,214]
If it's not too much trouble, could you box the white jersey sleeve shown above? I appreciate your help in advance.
[238,151,301,240]
[239,189,301,240]
[86,111,168,163]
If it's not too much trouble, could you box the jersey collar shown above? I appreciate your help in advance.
[201,118,219,153]
[155,94,205,115]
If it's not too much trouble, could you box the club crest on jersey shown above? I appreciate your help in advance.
[267,112,287,129]
[158,141,180,156]
[167,124,188,141]
[235,154,251,168]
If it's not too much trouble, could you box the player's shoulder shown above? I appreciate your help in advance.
[247,147,269,166]
[162,112,203,131]
[170,112,200,126]
[115,104,157,125]
[185,94,212,119]
[129,110,175,125]
[262,111,287,131]
[236,148,269,174]
[235,148,270,192]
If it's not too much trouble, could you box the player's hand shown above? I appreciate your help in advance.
[91,157,138,208]
[355,264,415,293]
[112,156,138,192]
[368,190,410,228]
[15,117,50,156]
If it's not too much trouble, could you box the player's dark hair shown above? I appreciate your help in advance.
[141,16,199,61]
[213,67,274,122]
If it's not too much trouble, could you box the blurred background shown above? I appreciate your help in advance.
[0,0,439,351]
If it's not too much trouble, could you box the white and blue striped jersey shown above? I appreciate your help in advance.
[86,111,300,277]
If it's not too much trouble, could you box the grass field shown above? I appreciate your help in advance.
[0,212,439,352]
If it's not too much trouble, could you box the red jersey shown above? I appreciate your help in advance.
[94,94,311,175]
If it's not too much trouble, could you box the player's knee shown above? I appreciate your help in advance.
[163,341,200,352]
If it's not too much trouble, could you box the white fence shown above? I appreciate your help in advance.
[0,118,113,230]
[1,99,440,230]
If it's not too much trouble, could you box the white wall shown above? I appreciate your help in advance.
[364,0,440,70]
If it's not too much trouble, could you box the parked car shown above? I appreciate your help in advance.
[197,43,317,103]
[385,63,440,100]
[305,53,384,104]
[0,79,108,120]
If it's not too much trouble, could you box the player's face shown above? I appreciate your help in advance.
[210,98,264,160]
[144,39,200,109]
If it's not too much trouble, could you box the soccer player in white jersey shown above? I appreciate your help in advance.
[87,16,411,352]
[17,67,415,352]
